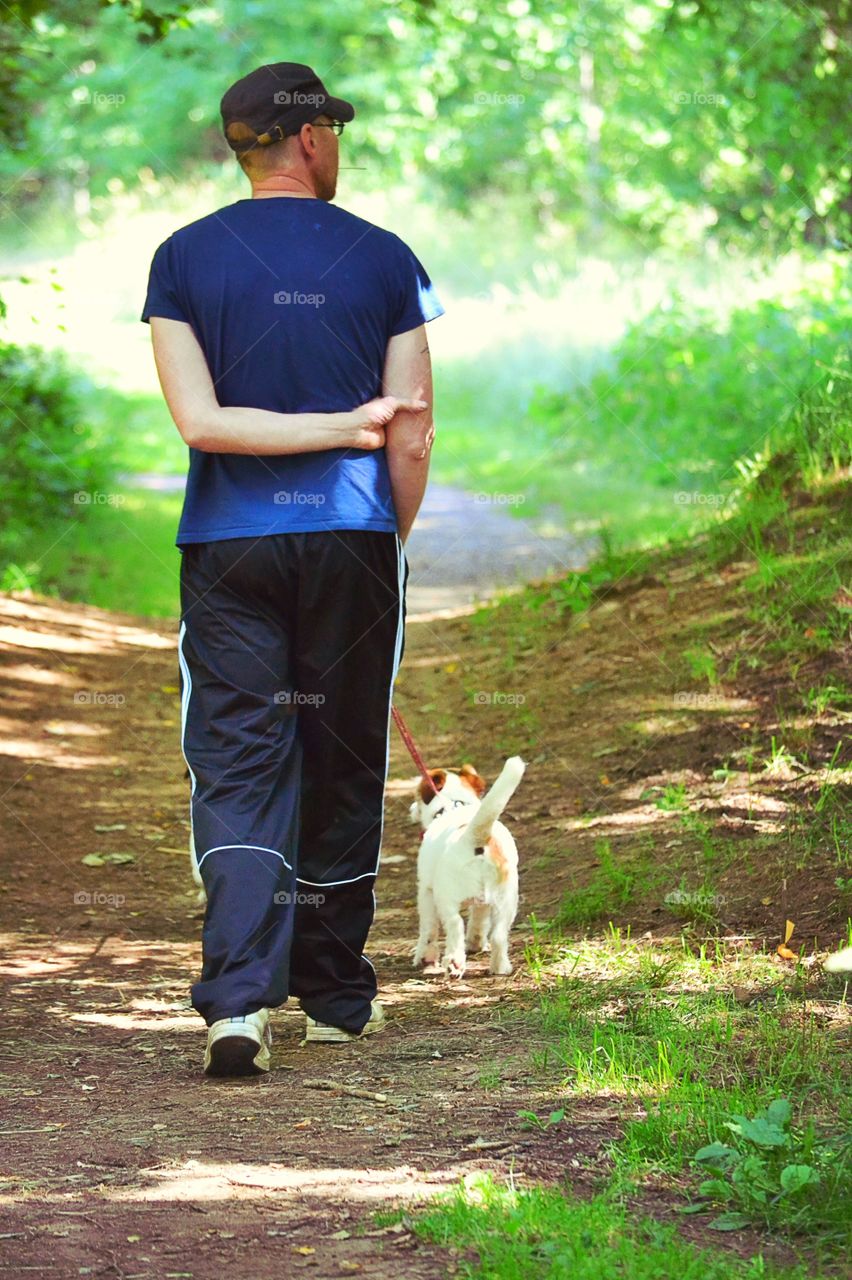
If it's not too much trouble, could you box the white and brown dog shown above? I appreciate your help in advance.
[410,757,526,978]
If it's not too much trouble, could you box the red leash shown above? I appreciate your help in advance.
[391,704,440,796]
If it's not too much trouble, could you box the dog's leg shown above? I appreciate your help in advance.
[487,907,513,976]
[442,913,467,978]
[465,903,491,953]
[413,885,440,967]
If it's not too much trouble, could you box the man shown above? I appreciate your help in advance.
[141,61,444,1076]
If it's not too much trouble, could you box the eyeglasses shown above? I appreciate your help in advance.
[313,120,345,136]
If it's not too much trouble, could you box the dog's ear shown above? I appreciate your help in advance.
[459,763,486,796]
[419,769,446,802]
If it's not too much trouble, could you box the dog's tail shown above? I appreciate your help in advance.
[466,756,526,846]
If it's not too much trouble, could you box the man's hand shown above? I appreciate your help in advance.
[349,395,429,451]
[149,317,428,457]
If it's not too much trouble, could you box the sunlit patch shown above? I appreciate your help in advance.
[66,1010,198,1032]
[109,1159,462,1204]
[2,663,80,687]
[42,720,108,738]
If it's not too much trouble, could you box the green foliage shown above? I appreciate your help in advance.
[528,269,850,533]
[1,0,849,250]
[691,1099,850,1240]
[0,339,114,555]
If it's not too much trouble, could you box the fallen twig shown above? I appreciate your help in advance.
[302,1078,388,1103]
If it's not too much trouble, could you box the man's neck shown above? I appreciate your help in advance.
[250,174,316,199]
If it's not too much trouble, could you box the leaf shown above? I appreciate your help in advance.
[294,1246,315,1255]
[776,944,797,960]
[94,823,127,832]
[699,1178,733,1200]
[709,1212,751,1231]
[780,1164,819,1193]
[695,1142,737,1163]
[81,854,105,866]
[104,852,135,864]
[330,1229,351,1240]
[729,1116,787,1147]
[765,1099,791,1129]
[784,919,795,944]
[548,1108,566,1126]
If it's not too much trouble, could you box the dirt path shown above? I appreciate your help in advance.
[0,522,845,1276]
[0,590,607,1280]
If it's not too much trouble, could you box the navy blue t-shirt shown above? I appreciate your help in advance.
[140,198,445,546]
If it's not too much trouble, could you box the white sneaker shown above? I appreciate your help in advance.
[204,1008,272,1076]
[302,1000,386,1044]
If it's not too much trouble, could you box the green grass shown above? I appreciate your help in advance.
[526,933,850,1253]
[390,1174,819,1279]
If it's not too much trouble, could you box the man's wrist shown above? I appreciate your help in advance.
[336,409,360,448]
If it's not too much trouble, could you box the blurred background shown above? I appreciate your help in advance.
[1,0,849,617]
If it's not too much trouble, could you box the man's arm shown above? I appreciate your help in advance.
[150,317,426,454]
[382,324,434,544]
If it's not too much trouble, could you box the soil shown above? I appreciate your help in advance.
[0,528,848,1278]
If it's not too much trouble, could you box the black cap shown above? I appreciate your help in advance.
[221,62,355,153]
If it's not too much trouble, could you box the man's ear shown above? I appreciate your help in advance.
[301,119,325,157]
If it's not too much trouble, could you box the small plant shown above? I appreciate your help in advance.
[689,1098,845,1235]
[683,646,718,686]
[804,682,852,715]
[555,840,639,927]
[763,737,801,777]
[517,1106,565,1131]
[655,782,688,811]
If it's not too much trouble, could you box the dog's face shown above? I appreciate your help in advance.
[408,764,486,831]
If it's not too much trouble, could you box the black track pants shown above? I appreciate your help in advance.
[177,530,407,1032]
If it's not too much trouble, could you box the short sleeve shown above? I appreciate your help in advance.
[140,237,189,324]
[388,239,445,337]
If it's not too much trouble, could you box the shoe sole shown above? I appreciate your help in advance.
[302,1017,386,1044]
[204,1032,270,1077]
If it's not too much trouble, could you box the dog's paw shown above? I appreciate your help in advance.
[444,954,467,979]
[488,956,512,976]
